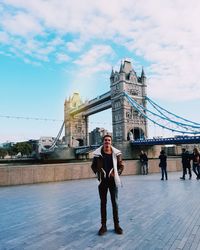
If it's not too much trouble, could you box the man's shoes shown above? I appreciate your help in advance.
[161,178,164,180]
[180,177,185,180]
[114,224,123,235]
[98,224,107,236]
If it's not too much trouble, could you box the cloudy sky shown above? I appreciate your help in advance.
[0,0,200,142]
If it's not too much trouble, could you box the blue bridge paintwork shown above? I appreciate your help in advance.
[130,136,200,146]
[75,136,200,154]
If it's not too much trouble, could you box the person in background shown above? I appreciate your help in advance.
[91,134,124,236]
[139,150,149,175]
[159,150,168,180]
[180,148,192,180]
[191,147,200,180]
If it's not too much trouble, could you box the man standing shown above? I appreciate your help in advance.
[91,134,124,236]
[180,148,192,180]
[191,147,200,180]
[139,150,149,175]
[159,150,168,180]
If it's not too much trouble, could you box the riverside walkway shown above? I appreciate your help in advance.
[0,172,200,250]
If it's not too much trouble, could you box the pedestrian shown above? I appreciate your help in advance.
[180,148,192,180]
[139,150,149,175]
[91,134,124,236]
[159,150,168,180]
[191,147,200,180]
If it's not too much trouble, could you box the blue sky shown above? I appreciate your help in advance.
[1,0,200,143]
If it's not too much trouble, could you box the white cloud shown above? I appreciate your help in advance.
[1,12,43,37]
[64,44,114,99]
[66,41,82,52]
[23,57,42,66]
[56,53,70,63]
[49,37,64,46]
[74,45,114,67]
[1,0,200,101]
[0,31,9,43]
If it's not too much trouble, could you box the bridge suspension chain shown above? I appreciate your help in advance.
[0,114,63,122]
[39,121,65,153]
[128,93,200,130]
[145,96,200,126]
[145,99,200,132]
[124,92,200,135]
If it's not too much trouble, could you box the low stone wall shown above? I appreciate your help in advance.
[123,158,182,175]
[0,158,182,186]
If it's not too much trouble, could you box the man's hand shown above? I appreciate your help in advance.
[110,169,115,177]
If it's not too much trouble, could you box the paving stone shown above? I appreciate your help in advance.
[0,171,200,250]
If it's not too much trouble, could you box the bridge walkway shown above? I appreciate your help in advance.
[0,172,200,250]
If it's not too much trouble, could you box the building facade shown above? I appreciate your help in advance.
[110,60,148,142]
[64,93,87,147]
[89,127,111,145]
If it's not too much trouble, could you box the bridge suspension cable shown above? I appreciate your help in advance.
[0,114,112,127]
[39,121,65,154]
[145,96,200,127]
[0,114,63,122]
[123,92,200,135]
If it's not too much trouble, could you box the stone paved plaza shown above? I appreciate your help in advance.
[0,171,200,250]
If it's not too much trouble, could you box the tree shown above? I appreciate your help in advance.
[0,148,7,159]
[7,146,17,158]
[13,142,33,157]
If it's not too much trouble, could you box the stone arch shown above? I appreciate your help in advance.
[130,127,145,140]
[76,138,84,146]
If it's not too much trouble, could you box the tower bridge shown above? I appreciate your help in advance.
[36,58,200,159]
[64,59,147,149]
[2,59,200,160]
[61,58,200,159]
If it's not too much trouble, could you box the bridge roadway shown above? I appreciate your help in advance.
[69,91,111,116]
[130,136,200,146]
[75,136,200,155]
[1,172,200,250]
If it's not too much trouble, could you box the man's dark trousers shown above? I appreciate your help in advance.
[98,178,119,225]
[182,163,192,179]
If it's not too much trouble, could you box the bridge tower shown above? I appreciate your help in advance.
[64,93,88,147]
[110,59,148,143]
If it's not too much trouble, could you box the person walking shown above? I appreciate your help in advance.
[91,134,124,236]
[139,150,149,175]
[191,147,200,180]
[180,148,192,180]
[159,150,168,180]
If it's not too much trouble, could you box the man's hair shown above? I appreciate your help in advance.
[102,134,112,141]
[160,149,165,154]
